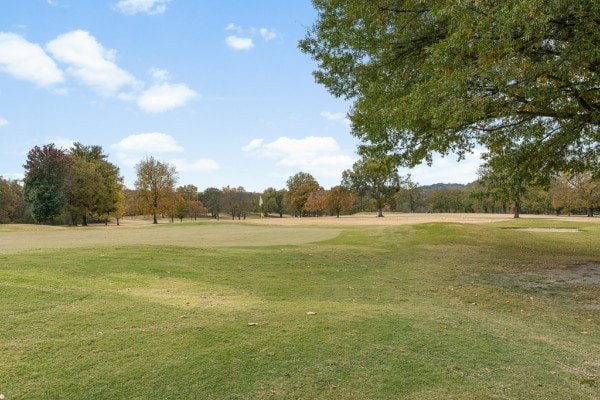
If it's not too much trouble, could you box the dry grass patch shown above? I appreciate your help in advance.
[118,275,264,310]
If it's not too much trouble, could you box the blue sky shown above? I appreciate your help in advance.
[0,0,482,192]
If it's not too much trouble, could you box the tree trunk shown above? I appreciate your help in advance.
[377,208,384,217]
[153,213,158,224]
[513,200,521,219]
[588,207,594,217]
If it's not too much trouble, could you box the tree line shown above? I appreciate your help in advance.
[1,142,598,225]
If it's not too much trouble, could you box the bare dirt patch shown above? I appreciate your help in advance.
[544,263,600,286]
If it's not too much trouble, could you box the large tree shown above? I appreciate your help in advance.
[23,144,70,224]
[261,187,286,218]
[135,156,178,224]
[220,186,253,220]
[300,0,599,179]
[285,172,322,217]
[342,156,401,217]
[325,185,354,217]
[200,187,222,219]
[66,143,122,226]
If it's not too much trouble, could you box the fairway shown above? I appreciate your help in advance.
[1,214,599,399]
[0,220,342,254]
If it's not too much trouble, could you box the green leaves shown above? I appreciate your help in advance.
[301,0,599,177]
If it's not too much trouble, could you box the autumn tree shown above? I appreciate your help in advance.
[300,0,599,184]
[325,185,354,217]
[23,144,70,224]
[285,172,321,217]
[551,172,600,216]
[573,172,600,217]
[220,186,253,220]
[304,189,327,216]
[342,156,400,217]
[135,156,178,224]
[0,177,28,223]
[177,184,207,220]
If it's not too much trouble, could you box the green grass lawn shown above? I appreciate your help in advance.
[1,218,598,399]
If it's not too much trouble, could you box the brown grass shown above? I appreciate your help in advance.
[1,213,597,254]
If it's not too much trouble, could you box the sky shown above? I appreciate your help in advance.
[0,0,483,192]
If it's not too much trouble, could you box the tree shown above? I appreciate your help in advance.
[426,188,467,213]
[0,177,17,223]
[573,172,600,217]
[177,184,206,220]
[342,156,400,217]
[23,144,70,224]
[112,187,126,226]
[66,143,122,226]
[477,143,546,218]
[188,200,208,220]
[135,156,178,224]
[325,185,354,217]
[262,187,286,217]
[300,1,599,182]
[220,186,253,220]
[304,189,327,216]
[285,172,321,217]
[551,172,600,216]
[395,175,423,213]
[200,187,222,219]
[0,177,29,223]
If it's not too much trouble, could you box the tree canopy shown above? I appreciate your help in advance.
[23,144,70,224]
[135,156,178,224]
[285,172,322,216]
[342,155,401,217]
[300,0,599,178]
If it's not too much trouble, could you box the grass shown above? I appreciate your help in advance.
[0,217,599,399]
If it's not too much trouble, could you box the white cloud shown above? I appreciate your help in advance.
[320,111,350,125]
[46,30,138,96]
[243,136,355,178]
[405,150,483,185]
[226,35,254,51]
[0,117,8,127]
[225,23,242,33]
[241,139,263,152]
[259,28,277,41]
[0,172,24,181]
[225,24,278,50]
[114,0,171,15]
[113,132,184,155]
[171,158,220,173]
[0,32,64,87]
[137,82,197,113]
[49,136,76,150]
[149,67,170,83]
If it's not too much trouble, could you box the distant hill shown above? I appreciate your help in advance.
[419,183,467,191]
